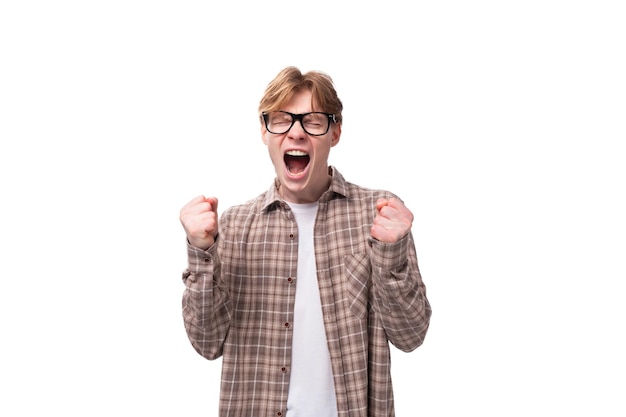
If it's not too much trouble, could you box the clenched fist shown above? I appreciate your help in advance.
[180,195,219,250]
[370,197,414,243]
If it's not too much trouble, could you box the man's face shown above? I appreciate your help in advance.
[261,90,341,203]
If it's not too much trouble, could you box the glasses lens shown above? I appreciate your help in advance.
[302,113,330,135]
[266,112,293,134]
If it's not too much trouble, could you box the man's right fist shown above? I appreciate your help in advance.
[180,195,219,250]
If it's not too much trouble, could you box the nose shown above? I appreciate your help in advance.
[287,118,307,139]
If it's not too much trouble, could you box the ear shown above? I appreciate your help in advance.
[261,125,269,145]
[330,124,341,147]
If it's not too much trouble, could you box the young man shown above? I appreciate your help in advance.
[180,66,431,417]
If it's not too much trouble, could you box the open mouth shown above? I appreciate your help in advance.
[284,150,310,175]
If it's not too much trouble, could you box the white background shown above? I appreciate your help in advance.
[1,1,624,415]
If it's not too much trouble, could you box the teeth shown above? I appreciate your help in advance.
[286,150,308,157]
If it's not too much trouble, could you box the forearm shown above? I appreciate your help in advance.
[370,233,432,352]
[181,242,231,360]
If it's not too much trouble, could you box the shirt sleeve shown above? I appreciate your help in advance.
[181,239,231,360]
[369,232,432,352]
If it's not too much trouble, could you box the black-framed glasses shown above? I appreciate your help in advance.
[262,111,336,136]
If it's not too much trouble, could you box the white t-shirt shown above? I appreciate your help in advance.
[286,202,337,417]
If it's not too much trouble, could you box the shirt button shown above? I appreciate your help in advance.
[203,258,210,263]
[277,412,283,417]
[281,367,287,373]
[287,277,293,283]
[289,233,295,239]
[284,322,290,328]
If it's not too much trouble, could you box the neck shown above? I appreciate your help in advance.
[277,175,331,204]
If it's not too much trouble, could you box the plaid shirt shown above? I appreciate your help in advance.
[182,167,431,417]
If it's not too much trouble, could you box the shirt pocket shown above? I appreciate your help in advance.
[344,253,371,319]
